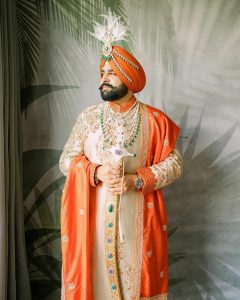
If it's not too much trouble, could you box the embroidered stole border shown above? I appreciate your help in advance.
[132,103,149,299]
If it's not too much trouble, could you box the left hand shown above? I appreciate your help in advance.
[106,174,137,195]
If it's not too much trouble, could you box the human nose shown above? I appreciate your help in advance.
[101,72,109,83]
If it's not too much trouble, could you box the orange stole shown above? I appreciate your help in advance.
[61,155,96,300]
[60,104,180,299]
[139,105,180,297]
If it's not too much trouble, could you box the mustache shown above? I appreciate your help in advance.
[98,83,114,90]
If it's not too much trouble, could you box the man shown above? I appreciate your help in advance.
[59,11,183,300]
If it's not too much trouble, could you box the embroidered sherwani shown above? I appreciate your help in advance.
[59,98,183,300]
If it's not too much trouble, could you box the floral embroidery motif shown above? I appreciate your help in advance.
[117,232,134,297]
[132,104,149,299]
[147,202,154,209]
[150,148,183,190]
[104,193,122,299]
[59,104,103,176]
[79,209,84,216]
[160,271,164,278]
[62,235,69,243]
[68,282,75,290]
[76,162,83,168]
[146,250,152,258]
[153,111,159,117]
[163,139,169,146]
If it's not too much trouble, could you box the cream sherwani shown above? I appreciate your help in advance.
[59,100,183,300]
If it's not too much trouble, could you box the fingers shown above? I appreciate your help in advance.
[106,180,128,195]
[109,164,122,176]
[107,186,127,195]
[106,178,122,185]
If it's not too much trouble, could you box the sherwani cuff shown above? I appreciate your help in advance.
[90,163,101,187]
[136,167,156,194]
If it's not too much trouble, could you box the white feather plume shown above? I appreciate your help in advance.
[91,9,128,44]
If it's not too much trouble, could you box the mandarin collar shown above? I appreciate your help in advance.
[108,96,137,112]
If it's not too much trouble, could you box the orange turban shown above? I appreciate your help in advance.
[100,45,146,93]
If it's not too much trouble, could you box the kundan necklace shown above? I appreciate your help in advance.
[100,101,141,150]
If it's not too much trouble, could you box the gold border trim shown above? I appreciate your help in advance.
[104,192,122,299]
[131,103,149,299]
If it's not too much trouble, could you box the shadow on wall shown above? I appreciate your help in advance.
[165,108,240,299]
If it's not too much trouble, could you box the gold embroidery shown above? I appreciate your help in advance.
[104,192,122,299]
[163,139,169,146]
[132,103,149,299]
[150,148,183,190]
[146,250,152,258]
[76,161,82,168]
[59,104,103,176]
[61,235,69,243]
[153,111,159,117]
[79,208,84,216]
[160,271,164,278]
[68,282,75,290]
[117,233,133,296]
[147,202,154,209]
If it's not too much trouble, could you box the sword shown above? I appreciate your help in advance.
[108,145,136,244]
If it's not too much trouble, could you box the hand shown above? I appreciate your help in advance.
[106,174,137,195]
[96,163,122,184]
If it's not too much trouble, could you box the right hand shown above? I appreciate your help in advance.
[96,163,122,185]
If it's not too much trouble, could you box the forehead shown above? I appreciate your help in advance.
[102,61,112,72]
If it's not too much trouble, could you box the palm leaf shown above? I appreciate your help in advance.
[16,0,41,88]
[23,149,62,200]
[26,228,60,249]
[124,0,177,74]
[21,84,79,114]
[35,0,131,49]
[17,0,130,89]
[25,177,65,225]
[30,255,61,282]
[30,279,60,298]
[169,252,186,267]
[166,106,240,298]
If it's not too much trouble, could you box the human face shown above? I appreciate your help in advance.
[99,61,128,101]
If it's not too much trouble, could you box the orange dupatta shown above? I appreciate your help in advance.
[138,105,180,298]
[61,155,96,300]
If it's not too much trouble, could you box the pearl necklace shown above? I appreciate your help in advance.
[100,101,141,149]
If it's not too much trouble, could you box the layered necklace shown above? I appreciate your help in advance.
[100,100,141,150]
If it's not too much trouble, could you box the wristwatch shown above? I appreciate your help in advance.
[134,176,144,190]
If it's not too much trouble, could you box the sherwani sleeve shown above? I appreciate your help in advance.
[136,147,183,194]
[59,112,100,186]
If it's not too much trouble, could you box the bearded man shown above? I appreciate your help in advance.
[59,11,183,300]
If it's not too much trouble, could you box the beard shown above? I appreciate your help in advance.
[99,83,128,101]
